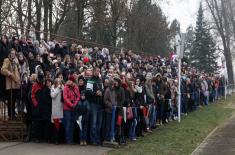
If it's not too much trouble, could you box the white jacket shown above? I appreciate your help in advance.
[50,86,63,122]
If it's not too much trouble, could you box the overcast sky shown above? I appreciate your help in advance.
[160,0,201,32]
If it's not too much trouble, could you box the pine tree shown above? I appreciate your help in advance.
[190,3,218,73]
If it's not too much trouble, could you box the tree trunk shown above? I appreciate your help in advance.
[49,0,53,40]
[35,0,42,41]
[17,0,24,35]
[26,0,32,37]
[226,0,235,43]
[43,0,49,41]
[75,0,85,39]
[221,0,234,84]
[206,0,235,84]
[0,0,2,35]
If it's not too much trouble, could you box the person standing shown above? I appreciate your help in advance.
[103,79,117,142]
[86,67,104,145]
[40,79,53,143]
[50,78,64,145]
[63,74,80,144]
[31,66,44,142]
[1,48,20,120]
[0,35,10,100]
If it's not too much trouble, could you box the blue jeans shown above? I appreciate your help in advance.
[167,99,173,118]
[193,91,200,109]
[181,96,187,114]
[90,103,103,144]
[104,106,116,141]
[104,113,112,141]
[129,107,137,139]
[110,106,116,141]
[149,105,157,128]
[63,110,75,144]
[80,111,90,141]
[129,118,137,139]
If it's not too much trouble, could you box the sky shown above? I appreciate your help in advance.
[160,0,201,32]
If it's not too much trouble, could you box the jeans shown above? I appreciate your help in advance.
[149,105,157,127]
[104,113,112,141]
[90,103,103,144]
[158,100,164,122]
[181,96,187,114]
[129,118,137,139]
[80,111,90,141]
[129,107,137,139]
[167,99,173,119]
[110,106,116,141]
[193,91,200,109]
[136,107,145,136]
[63,110,75,144]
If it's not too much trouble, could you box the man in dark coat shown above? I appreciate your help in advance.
[39,79,52,142]
[0,35,10,100]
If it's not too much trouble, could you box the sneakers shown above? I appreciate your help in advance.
[130,138,137,141]
[80,141,87,146]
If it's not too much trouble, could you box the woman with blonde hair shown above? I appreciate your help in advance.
[50,78,64,144]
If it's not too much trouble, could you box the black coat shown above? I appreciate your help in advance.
[0,41,10,99]
[39,86,52,120]
[28,59,41,74]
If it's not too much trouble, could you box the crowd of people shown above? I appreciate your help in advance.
[0,34,227,145]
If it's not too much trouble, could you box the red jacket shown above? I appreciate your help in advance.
[63,83,80,111]
[31,82,43,107]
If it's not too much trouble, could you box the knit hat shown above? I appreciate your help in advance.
[83,57,89,64]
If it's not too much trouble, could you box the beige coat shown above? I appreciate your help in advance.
[1,58,20,90]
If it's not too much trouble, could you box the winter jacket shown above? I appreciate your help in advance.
[63,83,80,111]
[0,42,9,98]
[104,87,117,113]
[145,80,155,104]
[51,86,63,121]
[19,41,29,57]
[135,85,146,106]
[19,61,30,78]
[1,58,20,90]
[31,82,43,108]
[39,86,52,120]
[86,76,104,105]
[115,86,125,115]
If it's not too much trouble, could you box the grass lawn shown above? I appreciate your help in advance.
[108,95,235,155]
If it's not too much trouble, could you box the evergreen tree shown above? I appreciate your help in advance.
[190,3,217,73]
[184,26,195,61]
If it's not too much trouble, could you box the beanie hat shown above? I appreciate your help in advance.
[83,57,89,64]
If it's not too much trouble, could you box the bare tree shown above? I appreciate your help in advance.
[53,0,71,35]
[206,0,234,84]
[35,0,43,40]
[43,0,49,41]
[107,0,127,47]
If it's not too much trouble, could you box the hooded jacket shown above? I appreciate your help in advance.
[63,82,80,111]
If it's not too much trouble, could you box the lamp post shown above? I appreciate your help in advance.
[177,33,186,123]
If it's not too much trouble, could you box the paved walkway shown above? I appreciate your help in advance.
[192,114,235,155]
[0,142,111,155]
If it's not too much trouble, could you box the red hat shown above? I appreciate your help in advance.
[83,57,89,64]
[68,75,76,82]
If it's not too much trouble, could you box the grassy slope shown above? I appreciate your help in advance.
[108,95,235,155]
